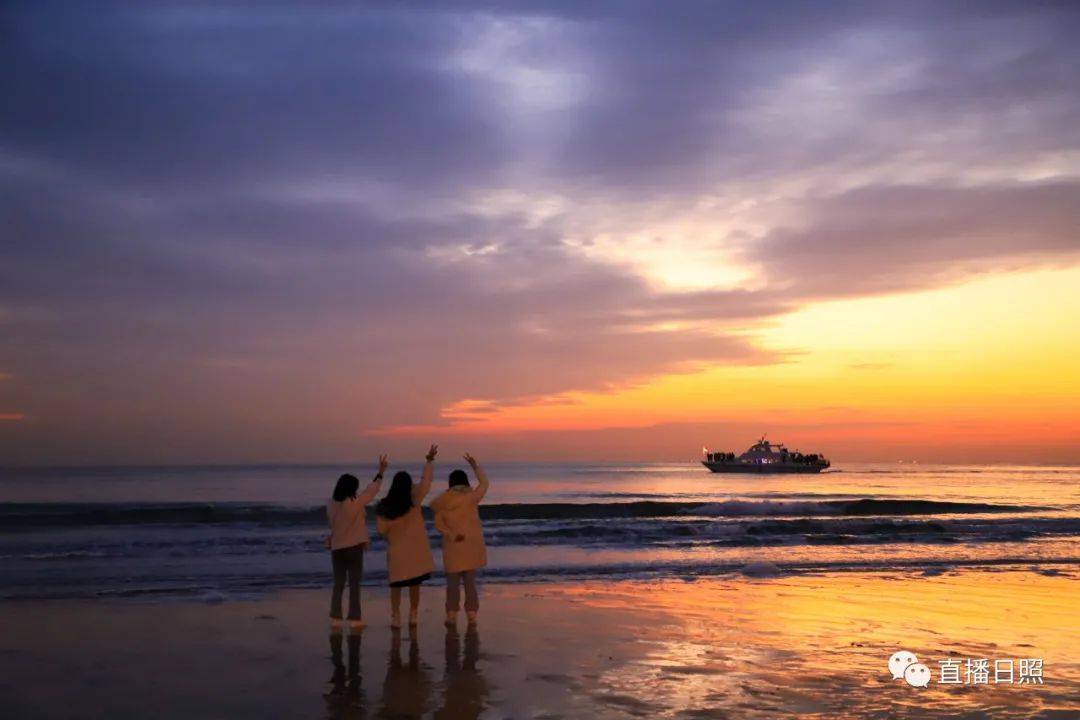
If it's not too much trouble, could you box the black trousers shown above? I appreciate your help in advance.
[330,544,365,620]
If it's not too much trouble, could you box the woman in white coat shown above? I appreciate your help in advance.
[376,444,437,628]
[430,453,489,626]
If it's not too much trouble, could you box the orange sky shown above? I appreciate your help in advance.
[374,266,1080,463]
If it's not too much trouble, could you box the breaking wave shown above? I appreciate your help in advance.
[0,497,1041,530]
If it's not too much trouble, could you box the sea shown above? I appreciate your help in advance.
[1,462,1077,601]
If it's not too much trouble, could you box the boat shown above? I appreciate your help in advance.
[702,437,830,473]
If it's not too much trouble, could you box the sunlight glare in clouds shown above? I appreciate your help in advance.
[569,227,756,291]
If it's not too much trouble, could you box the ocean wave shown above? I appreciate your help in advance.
[4,516,1075,563]
[0,497,1049,531]
[480,498,1038,519]
[0,503,323,529]
[0,550,109,561]
[2,557,1075,601]
[689,498,1041,517]
[483,516,1079,548]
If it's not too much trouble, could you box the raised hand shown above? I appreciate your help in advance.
[463,453,479,469]
[426,444,439,462]
[378,454,389,475]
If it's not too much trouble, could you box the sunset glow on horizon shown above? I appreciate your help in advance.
[372,266,1080,462]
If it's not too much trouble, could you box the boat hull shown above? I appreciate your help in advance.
[702,461,827,474]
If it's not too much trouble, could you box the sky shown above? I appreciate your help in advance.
[2,1,1079,465]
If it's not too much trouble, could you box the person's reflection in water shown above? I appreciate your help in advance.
[435,625,488,720]
[379,628,431,718]
[326,630,366,719]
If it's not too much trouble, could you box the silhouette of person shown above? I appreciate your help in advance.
[325,630,366,719]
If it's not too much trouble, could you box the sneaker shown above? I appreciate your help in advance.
[466,611,478,625]
[444,611,458,627]
[347,619,365,631]
[390,612,402,629]
[330,617,343,629]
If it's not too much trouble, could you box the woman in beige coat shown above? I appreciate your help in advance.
[376,444,437,627]
[326,454,387,629]
[431,453,489,626]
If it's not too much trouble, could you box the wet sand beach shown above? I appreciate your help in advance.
[1,569,1076,719]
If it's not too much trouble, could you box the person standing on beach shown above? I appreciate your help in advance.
[430,453,489,626]
[376,444,437,627]
[327,454,388,630]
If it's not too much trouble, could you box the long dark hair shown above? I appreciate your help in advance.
[375,471,413,519]
[332,473,359,502]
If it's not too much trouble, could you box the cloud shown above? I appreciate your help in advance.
[1,0,1079,462]
[753,180,1080,298]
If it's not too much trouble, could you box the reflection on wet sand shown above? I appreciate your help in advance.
[435,625,489,720]
[379,628,432,718]
[326,631,365,720]
[0,574,1073,719]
